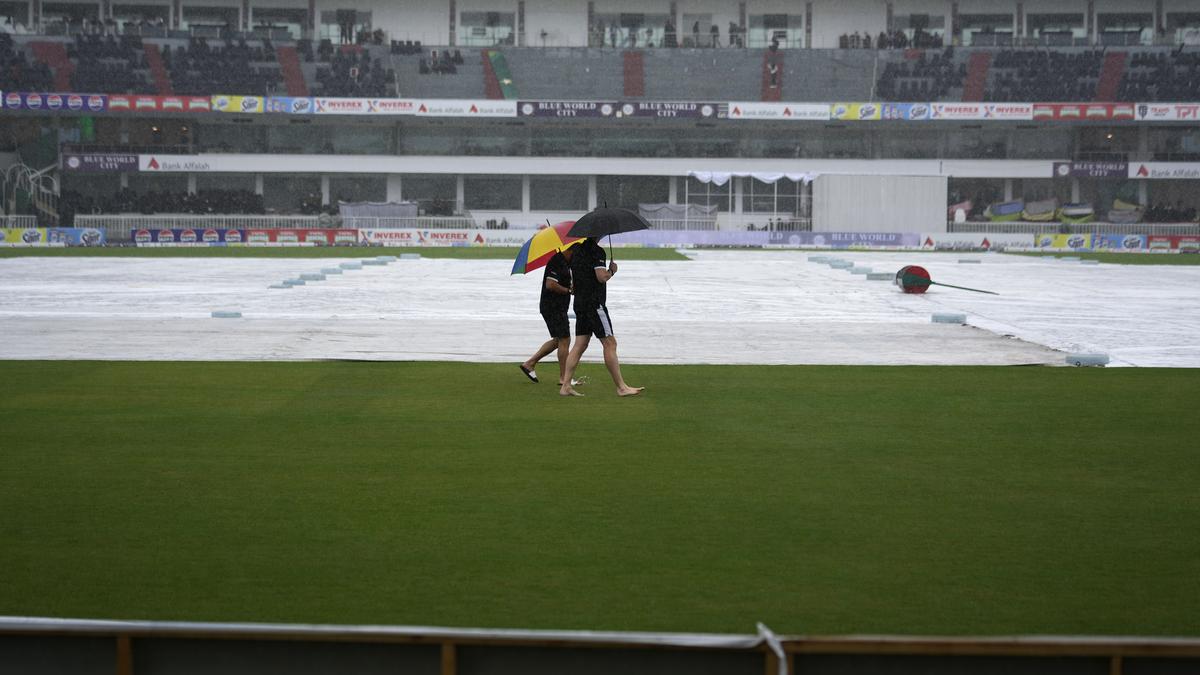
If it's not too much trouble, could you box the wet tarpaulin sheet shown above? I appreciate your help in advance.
[1,251,1198,366]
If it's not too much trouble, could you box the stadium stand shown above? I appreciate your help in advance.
[875,48,966,101]
[501,48,622,99]
[393,47,483,98]
[163,37,281,96]
[1119,49,1200,102]
[639,48,763,100]
[782,48,878,101]
[314,46,390,97]
[59,188,266,223]
[68,34,154,94]
[983,48,1105,102]
[0,33,54,91]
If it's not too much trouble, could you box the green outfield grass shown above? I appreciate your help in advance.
[1,362,1198,637]
[1007,251,1200,265]
[0,247,690,261]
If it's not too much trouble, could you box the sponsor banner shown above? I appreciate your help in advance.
[1032,103,1135,121]
[62,153,139,172]
[830,102,881,121]
[139,155,216,172]
[1052,161,1128,179]
[929,103,1034,120]
[472,231,537,246]
[1135,103,1200,121]
[2,227,104,245]
[211,95,265,113]
[1034,233,1093,250]
[368,98,416,115]
[1147,235,1200,251]
[413,99,517,117]
[1093,234,1148,250]
[918,233,1033,249]
[244,228,355,244]
[981,103,1034,120]
[358,229,476,246]
[359,229,568,247]
[1129,162,1200,179]
[3,92,108,112]
[48,227,105,245]
[266,96,315,114]
[133,228,355,245]
[616,101,724,119]
[726,102,830,120]
[3,228,47,244]
[313,97,373,115]
[766,231,921,248]
[133,228,245,245]
[518,100,617,118]
[930,103,985,120]
[106,95,202,113]
[880,103,930,120]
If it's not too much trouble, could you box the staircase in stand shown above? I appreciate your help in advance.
[30,42,73,91]
[482,50,504,99]
[623,50,644,97]
[961,51,992,102]
[142,43,173,95]
[1095,51,1127,101]
[762,52,783,101]
[276,45,309,96]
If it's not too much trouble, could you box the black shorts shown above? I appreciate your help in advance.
[542,311,570,339]
[575,304,614,339]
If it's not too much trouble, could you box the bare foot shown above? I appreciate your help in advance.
[559,387,584,397]
[617,386,645,397]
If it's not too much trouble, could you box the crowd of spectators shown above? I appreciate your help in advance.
[984,49,1103,102]
[840,29,943,49]
[0,32,53,91]
[419,49,462,75]
[1118,49,1200,102]
[164,37,282,96]
[315,49,390,96]
[59,188,269,224]
[875,48,964,100]
[1143,202,1198,222]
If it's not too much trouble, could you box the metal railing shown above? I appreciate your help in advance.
[948,221,1200,235]
[76,214,484,241]
[341,216,477,230]
[646,214,812,232]
[1,215,38,228]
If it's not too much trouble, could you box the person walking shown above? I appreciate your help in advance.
[520,246,575,386]
[559,238,643,397]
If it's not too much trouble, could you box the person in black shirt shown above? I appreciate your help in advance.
[520,247,574,385]
[559,238,643,397]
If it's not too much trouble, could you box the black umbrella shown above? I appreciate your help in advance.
[567,207,651,262]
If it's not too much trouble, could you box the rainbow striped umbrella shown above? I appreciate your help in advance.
[510,221,583,275]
